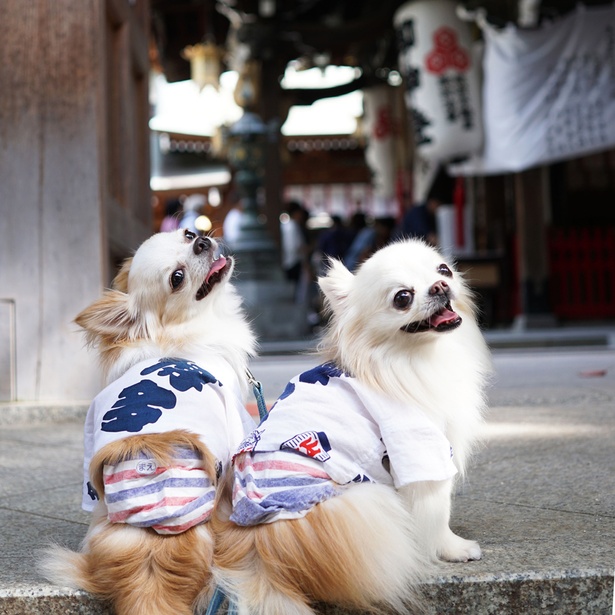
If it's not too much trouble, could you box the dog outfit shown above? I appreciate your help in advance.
[82,356,254,535]
[230,362,457,526]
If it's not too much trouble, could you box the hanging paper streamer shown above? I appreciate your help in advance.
[394,0,483,163]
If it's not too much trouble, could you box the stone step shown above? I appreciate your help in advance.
[1,569,613,615]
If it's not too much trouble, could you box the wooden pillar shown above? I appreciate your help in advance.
[258,59,284,248]
[0,0,150,402]
[513,166,556,328]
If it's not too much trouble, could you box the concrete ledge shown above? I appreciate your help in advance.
[0,586,112,615]
[321,570,614,613]
[0,402,88,427]
[420,569,613,615]
[484,329,615,351]
[2,569,612,615]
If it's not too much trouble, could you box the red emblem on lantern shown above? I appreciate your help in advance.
[425,27,469,75]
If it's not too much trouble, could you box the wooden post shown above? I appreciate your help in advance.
[0,0,150,401]
[513,166,556,328]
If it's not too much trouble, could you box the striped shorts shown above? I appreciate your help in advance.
[103,447,215,535]
[230,450,340,526]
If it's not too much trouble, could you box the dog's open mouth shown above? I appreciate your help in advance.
[401,302,462,334]
[196,255,231,300]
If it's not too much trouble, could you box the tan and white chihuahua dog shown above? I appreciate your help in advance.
[40,229,256,615]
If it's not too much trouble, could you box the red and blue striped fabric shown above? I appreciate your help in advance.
[103,448,215,535]
[230,450,340,526]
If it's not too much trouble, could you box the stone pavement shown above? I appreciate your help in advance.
[1,329,614,614]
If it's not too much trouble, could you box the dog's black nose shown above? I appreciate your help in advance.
[429,280,449,295]
[193,236,211,255]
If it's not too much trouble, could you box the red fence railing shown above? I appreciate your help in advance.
[549,227,615,319]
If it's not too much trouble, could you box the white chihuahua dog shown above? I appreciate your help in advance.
[212,239,491,615]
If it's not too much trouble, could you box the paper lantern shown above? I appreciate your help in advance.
[394,0,483,162]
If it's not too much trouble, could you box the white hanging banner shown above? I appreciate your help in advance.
[453,3,615,175]
[394,0,484,163]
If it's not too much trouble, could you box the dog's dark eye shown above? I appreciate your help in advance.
[170,269,184,290]
[437,264,453,278]
[393,289,414,310]
[184,230,196,241]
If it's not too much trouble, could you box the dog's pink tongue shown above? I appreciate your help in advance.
[429,307,459,328]
[206,256,227,282]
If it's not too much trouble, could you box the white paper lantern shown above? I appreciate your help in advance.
[394,0,483,162]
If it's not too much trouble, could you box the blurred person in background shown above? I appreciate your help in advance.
[345,216,396,272]
[316,214,353,274]
[159,198,183,232]
[179,194,206,234]
[281,201,311,300]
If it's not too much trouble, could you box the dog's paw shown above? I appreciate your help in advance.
[437,533,482,563]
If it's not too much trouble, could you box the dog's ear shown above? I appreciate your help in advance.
[75,290,145,344]
[318,259,354,312]
[111,257,132,292]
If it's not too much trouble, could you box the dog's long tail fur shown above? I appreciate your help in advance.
[212,482,432,615]
[40,523,213,615]
[39,430,216,615]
